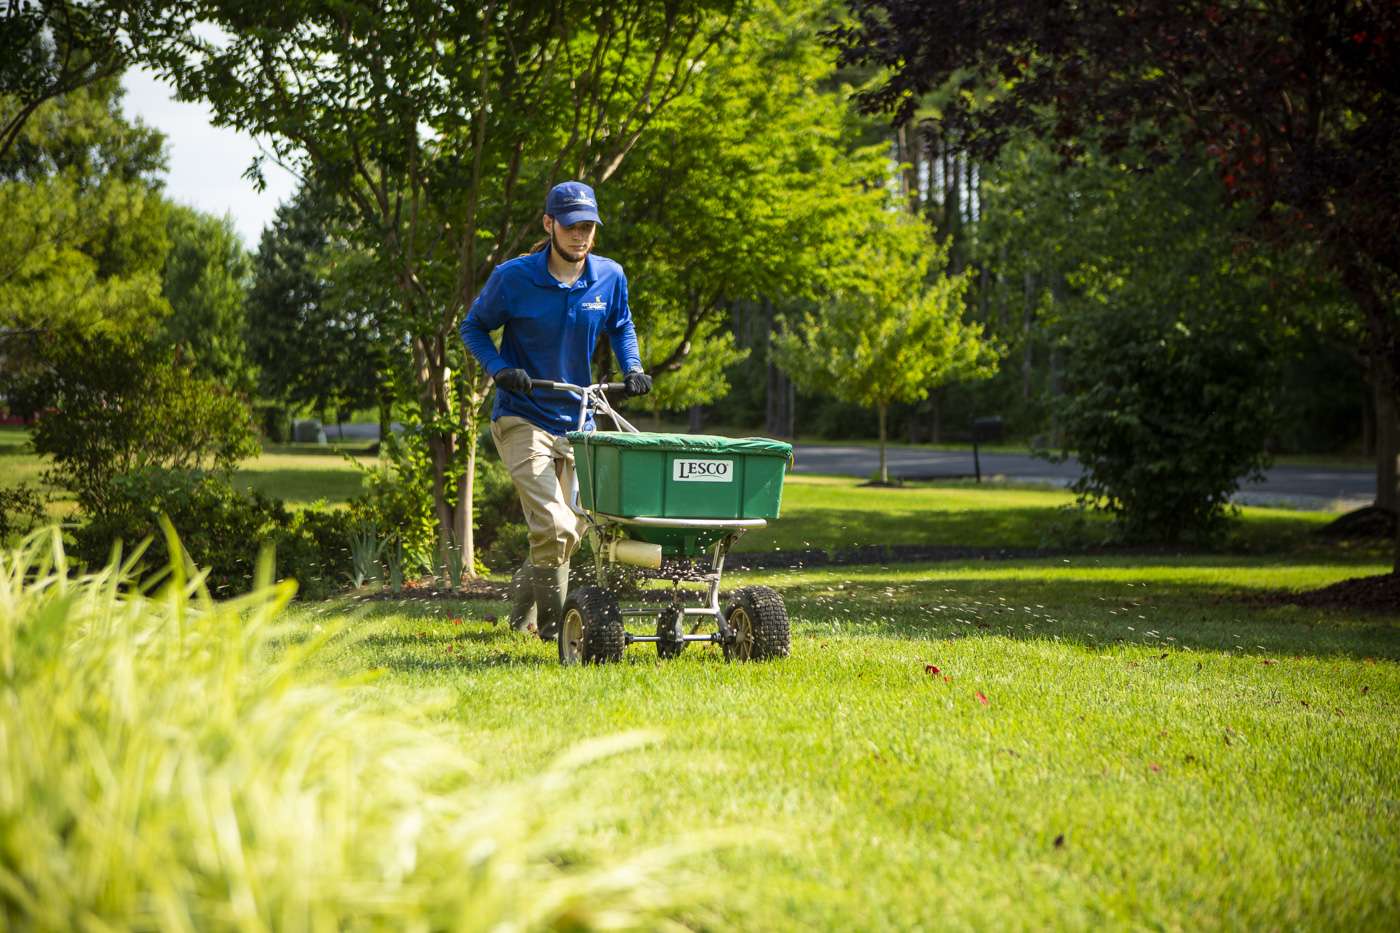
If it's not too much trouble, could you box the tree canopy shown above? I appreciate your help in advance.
[142,0,740,574]
[774,211,996,482]
[0,78,169,379]
[160,204,255,393]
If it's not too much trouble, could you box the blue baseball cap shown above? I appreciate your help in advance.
[546,181,602,226]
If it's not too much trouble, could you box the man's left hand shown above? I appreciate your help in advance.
[624,371,653,397]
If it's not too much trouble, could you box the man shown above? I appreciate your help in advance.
[460,181,651,641]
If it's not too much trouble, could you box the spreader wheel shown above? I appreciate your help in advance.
[722,586,790,662]
[656,606,686,659]
[559,586,626,665]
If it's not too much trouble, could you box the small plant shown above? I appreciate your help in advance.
[386,536,404,593]
[349,521,385,587]
[441,534,466,589]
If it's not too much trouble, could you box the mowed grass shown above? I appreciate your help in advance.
[0,429,371,510]
[8,423,1397,923]
[230,444,372,507]
[739,474,1336,553]
[302,555,1400,929]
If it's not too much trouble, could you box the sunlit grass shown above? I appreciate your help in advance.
[301,554,1400,928]
[737,474,1336,554]
[231,451,369,507]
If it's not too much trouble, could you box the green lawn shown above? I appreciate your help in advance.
[303,554,1399,929]
[231,445,372,506]
[0,428,372,510]
[740,474,1341,554]
[7,422,1397,924]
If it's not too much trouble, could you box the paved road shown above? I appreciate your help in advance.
[790,444,1374,512]
[319,422,1372,512]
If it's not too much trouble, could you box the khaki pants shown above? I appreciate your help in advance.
[490,416,584,568]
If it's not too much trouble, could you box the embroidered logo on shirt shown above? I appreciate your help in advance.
[581,295,607,311]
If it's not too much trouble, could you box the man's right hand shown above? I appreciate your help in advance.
[494,368,532,394]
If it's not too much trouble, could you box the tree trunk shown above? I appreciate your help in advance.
[766,357,794,438]
[378,394,392,452]
[1374,371,1398,513]
[930,388,943,444]
[1339,254,1400,572]
[878,403,889,484]
[688,404,704,433]
[1362,381,1376,458]
[458,431,475,581]
[1022,270,1036,402]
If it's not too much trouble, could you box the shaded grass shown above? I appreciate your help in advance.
[301,554,1400,929]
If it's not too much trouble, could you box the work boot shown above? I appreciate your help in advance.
[531,561,571,642]
[506,561,537,634]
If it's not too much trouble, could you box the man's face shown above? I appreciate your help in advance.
[544,216,596,263]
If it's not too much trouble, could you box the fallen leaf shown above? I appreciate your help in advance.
[975,690,990,707]
[925,664,942,676]
[943,675,953,685]
[1261,658,1277,666]
[1149,762,1163,773]
[1053,833,1065,849]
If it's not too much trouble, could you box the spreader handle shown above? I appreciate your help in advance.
[529,379,627,394]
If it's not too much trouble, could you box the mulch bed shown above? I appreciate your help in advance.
[344,544,1181,601]
[1258,572,1400,615]
[726,543,1174,569]
[1315,506,1397,541]
[350,578,506,602]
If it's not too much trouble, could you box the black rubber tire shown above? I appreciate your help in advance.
[655,607,686,660]
[722,586,790,662]
[558,586,626,665]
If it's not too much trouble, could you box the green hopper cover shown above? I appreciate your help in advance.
[566,431,792,461]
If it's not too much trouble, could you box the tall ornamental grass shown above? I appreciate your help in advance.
[0,528,686,931]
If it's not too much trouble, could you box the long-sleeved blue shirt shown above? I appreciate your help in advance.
[460,249,642,435]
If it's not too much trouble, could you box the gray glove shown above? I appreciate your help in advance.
[624,370,652,397]
[494,368,532,394]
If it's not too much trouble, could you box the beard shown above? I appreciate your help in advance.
[550,227,591,263]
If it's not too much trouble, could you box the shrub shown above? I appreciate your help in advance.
[276,506,358,600]
[348,431,525,579]
[71,469,364,600]
[1054,301,1279,544]
[349,466,436,579]
[72,468,286,597]
[0,484,46,547]
[0,529,690,928]
[24,333,259,512]
[480,520,530,573]
[473,455,525,557]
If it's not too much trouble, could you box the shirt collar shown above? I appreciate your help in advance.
[529,248,594,288]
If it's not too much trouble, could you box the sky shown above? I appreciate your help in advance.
[121,67,299,249]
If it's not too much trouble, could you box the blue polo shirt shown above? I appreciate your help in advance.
[460,249,642,435]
